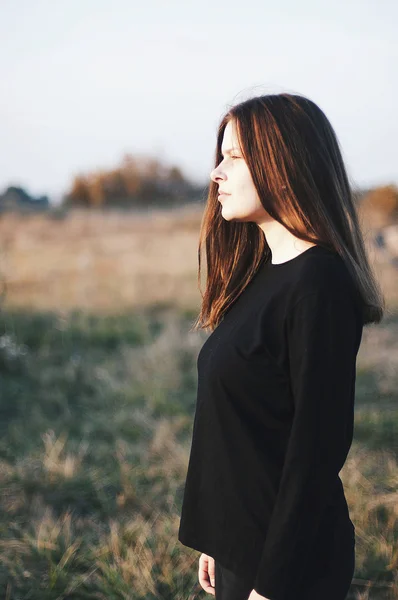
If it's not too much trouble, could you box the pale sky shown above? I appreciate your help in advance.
[1,0,397,204]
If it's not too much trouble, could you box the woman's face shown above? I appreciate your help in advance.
[210,120,268,223]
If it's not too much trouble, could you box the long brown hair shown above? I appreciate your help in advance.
[192,93,385,332]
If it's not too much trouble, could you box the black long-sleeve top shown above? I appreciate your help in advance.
[177,244,364,600]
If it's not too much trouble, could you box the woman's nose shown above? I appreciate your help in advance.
[210,168,224,184]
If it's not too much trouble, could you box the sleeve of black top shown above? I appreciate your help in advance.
[253,288,362,600]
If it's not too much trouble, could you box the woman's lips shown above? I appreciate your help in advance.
[218,193,230,199]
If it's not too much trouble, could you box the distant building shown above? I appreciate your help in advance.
[0,186,50,212]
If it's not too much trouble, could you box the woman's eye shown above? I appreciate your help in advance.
[219,155,240,167]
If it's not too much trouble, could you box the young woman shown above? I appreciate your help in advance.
[177,93,385,600]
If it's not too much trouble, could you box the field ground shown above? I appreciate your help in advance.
[1,205,397,314]
[0,206,397,599]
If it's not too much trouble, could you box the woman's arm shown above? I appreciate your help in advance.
[252,288,362,600]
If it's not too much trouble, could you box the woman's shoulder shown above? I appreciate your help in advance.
[287,248,358,307]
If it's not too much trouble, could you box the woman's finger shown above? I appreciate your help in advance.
[198,554,216,596]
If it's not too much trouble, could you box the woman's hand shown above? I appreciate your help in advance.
[198,553,216,596]
[197,554,270,599]
[248,589,270,600]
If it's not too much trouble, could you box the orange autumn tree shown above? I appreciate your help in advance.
[63,152,200,209]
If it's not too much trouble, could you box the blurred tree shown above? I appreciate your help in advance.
[358,183,398,229]
[0,186,50,212]
[61,152,203,209]
[64,176,91,207]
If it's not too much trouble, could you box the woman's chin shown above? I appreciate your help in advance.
[220,209,235,221]
[220,203,235,218]
[220,207,246,222]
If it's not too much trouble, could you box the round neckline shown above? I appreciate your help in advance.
[269,244,326,267]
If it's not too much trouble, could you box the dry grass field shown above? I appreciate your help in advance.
[0,206,205,314]
[0,204,397,599]
[0,204,397,314]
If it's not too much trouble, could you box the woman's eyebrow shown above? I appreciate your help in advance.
[221,147,240,156]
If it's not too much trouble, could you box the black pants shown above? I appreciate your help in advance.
[215,535,355,600]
